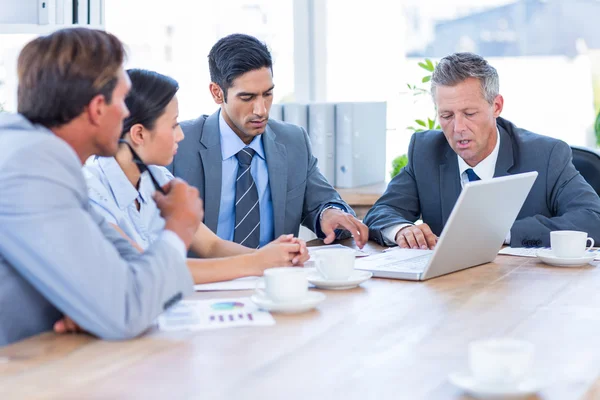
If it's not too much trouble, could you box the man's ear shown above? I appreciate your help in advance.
[86,94,107,126]
[493,94,504,118]
[209,82,225,104]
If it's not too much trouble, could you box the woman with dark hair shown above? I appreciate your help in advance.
[83,69,308,284]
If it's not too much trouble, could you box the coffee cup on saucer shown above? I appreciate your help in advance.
[312,248,355,281]
[258,267,308,303]
[550,230,594,259]
[448,338,541,398]
[468,338,535,388]
[253,267,326,313]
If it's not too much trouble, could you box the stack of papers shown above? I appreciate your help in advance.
[158,298,275,331]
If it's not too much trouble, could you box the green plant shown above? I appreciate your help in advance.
[406,59,440,133]
[390,154,408,179]
[390,59,441,179]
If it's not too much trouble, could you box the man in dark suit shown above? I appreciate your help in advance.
[169,34,368,248]
[364,52,600,249]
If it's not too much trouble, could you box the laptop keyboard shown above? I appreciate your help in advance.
[391,254,432,272]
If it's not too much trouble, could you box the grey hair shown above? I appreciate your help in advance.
[431,52,499,105]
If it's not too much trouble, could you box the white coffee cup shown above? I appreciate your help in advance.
[469,338,535,387]
[312,248,355,280]
[259,267,308,303]
[550,230,594,258]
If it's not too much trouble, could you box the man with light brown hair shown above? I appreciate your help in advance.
[0,28,203,346]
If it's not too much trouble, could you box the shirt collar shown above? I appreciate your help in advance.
[97,156,150,209]
[219,110,265,161]
[457,127,501,181]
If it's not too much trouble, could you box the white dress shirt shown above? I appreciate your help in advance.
[382,129,505,245]
[216,111,274,247]
[83,156,186,256]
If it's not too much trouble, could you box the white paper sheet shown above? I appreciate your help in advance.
[498,247,600,260]
[498,247,547,258]
[355,248,433,272]
[192,244,368,292]
[158,298,275,331]
[194,276,264,292]
[307,244,369,257]
[195,275,318,292]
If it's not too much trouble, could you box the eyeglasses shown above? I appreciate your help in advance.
[118,139,166,195]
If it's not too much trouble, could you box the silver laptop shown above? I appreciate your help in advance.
[356,171,538,281]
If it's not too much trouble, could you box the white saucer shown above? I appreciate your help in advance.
[448,372,541,399]
[536,249,596,267]
[306,270,373,290]
[250,291,326,314]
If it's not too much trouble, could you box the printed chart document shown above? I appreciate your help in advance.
[158,298,275,331]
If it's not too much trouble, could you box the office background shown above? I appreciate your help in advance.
[1,0,600,182]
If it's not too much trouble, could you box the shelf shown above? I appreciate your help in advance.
[335,182,388,206]
[0,23,104,35]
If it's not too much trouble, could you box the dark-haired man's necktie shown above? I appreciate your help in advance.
[233,147,260,248]
[465,168,481,182]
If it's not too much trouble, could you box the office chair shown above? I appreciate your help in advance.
[571,145,600,196]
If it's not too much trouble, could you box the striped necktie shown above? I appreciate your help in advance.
[233,147,260,248]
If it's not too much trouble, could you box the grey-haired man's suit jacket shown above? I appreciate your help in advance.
[364,117,600,247]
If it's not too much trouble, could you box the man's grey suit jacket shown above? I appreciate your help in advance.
[364,117,600,247]
[0,114,193,346]
[169,111,352,239]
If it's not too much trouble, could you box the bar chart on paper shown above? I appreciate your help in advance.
[158,298,275,331]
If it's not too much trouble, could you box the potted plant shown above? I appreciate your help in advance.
[391,59,440,179]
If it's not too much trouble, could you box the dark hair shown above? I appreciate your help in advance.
[208,33,272,102]
[122,69,179,136]
[17,27,125,128]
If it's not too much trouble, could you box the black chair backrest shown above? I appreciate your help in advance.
[571,145,600,197]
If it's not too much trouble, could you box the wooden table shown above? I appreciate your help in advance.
[2,240,600,400]
[335,182,387,219]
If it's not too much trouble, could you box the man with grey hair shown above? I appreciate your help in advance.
[364,52,600,249]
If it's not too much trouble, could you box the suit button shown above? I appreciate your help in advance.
[521,240,528,246]
[536,240,542,246]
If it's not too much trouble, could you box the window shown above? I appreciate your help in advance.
[0,34,37,112]
[104,0,295,120]
[324,0,600,178]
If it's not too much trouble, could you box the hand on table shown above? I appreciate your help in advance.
[54,316,84,334]
[395,223,438,250]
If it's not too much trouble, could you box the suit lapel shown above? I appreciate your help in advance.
[439,146,462,226]
[263,126,287,238]
[493,123,514,177]
[198,111,222,233]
